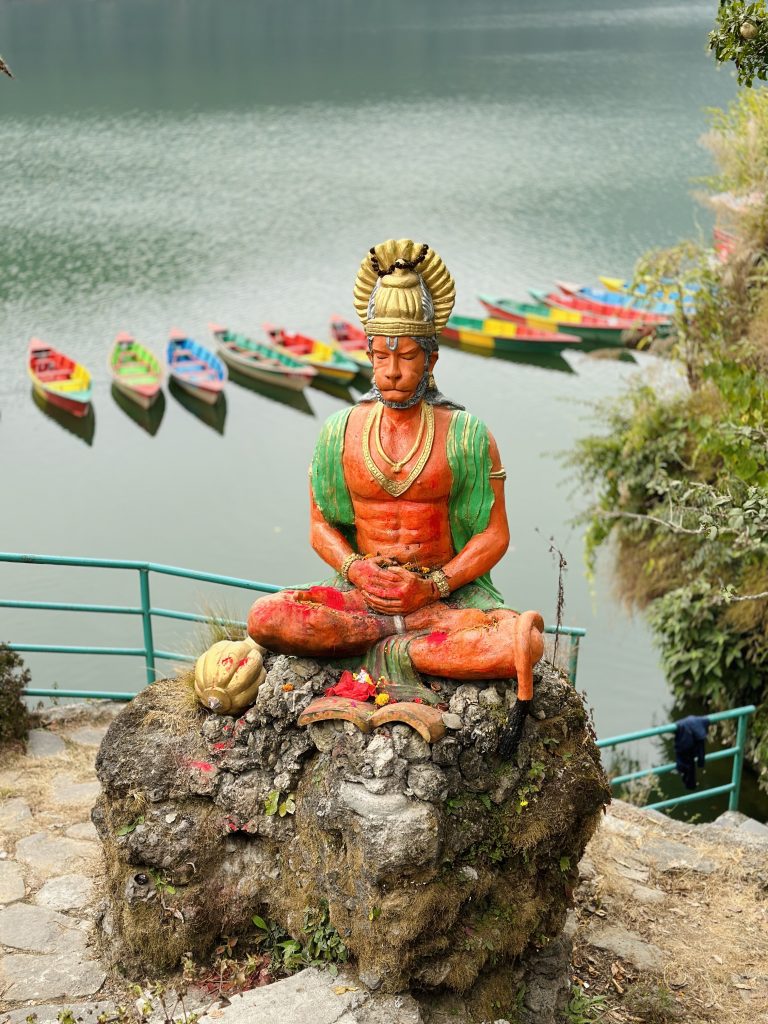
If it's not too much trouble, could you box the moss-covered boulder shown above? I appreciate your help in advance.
[92,657,609,1022]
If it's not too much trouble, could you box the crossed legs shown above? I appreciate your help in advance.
[247,587,544,691]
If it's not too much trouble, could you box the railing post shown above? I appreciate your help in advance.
[139,569,156,686]
[567,635,580,687]
[729,711,748,811]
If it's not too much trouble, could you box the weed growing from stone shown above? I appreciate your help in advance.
[251,900,349,977]
[561,984,607,1022]
[264,788,296,816]
[25,979,207,1024]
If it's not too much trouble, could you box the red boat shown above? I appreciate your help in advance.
[552,283,670,325]
[263,324,360,384]
[330,315,367,345]
[714,227,737,262]
[328,315,372,376]
[27,338,92,418]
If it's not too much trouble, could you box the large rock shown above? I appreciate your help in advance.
[93,659,609,1022]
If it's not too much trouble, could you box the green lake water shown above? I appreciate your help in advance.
[2,0,760,815]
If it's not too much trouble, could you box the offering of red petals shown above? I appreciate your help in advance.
[325,668,396,703]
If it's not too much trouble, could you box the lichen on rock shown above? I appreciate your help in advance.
[92,656,609,1021]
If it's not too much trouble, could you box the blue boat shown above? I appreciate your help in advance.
[166,330,227,405]
[558,281,689,318]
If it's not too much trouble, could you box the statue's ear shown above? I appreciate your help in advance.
[428,350,439,372]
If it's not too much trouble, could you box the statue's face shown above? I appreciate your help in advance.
[369,336,436,404]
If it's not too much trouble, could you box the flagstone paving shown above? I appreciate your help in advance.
[0,707,114,1014]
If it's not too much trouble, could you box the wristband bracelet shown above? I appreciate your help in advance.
[340,553,364,582]
[429,568,451,599]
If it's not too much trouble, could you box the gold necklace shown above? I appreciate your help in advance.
[374,402,426,472]
[362,402,435,497]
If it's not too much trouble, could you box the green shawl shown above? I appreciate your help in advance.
[310,406,504,607]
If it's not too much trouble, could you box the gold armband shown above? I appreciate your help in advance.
[489,467,507,480]
[429,568,451,600]
[340,553,364,582]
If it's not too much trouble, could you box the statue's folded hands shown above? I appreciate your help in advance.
[349,559,439,615]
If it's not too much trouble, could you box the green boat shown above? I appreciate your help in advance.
[108,333,163,409]
[478,295,644,347]
[210,324,317,392]
[443,314,579,355]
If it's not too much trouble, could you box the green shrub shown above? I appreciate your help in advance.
[570,88,768,791]
[0,644,30,745]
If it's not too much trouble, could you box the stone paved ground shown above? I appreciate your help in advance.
[573,801,768,1024]
[0,708,120,1018]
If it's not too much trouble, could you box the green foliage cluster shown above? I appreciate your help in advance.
[264,788,296,817]
[561,985,607,1023]
[0,643,30,745]
[252,899,349,977]
[571,88,768,790]
[573,365,768,786]
[711,1,768,87]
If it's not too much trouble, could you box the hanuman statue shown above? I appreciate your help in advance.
[248,239,545,753]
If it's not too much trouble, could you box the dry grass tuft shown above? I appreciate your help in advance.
[139,674,205,736]
[0,739,99,817]
[188,603,248,660]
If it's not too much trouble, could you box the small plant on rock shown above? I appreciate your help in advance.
[0,643,30,746]
[251,901,349,977]
[562,985,607,1022]
[301,899,350,974]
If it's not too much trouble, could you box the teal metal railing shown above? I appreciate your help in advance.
[1,550,585,698]
[597,705,756,812]
[0,551,281,697]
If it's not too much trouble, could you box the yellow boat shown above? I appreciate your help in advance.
[27,338,92,418]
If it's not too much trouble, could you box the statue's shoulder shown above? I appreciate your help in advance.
[444,408,491,437]
[321,406,355,430]
[316,406,355,444]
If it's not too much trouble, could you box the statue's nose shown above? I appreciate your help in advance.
[385,359,401,383]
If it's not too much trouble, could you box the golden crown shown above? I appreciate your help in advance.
[353,239,456,338]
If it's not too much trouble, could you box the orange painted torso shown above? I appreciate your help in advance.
[342,403,455,567]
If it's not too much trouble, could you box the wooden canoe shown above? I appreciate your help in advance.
[264,324,359,385]
[442,314,578,354]
[713,227,737,261]
[209,324,317,391]
[109,332,162,409]
[478,295,640,347]
[329,315,372,377]
[530,288,657,327]
[27,338,92,418]
[597,276,696,308]
[554,282,671,325]
[598,275,683,295]
[166,330,227,405]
